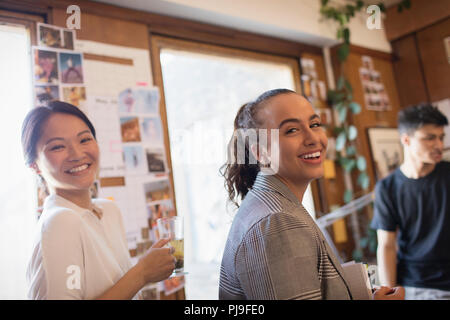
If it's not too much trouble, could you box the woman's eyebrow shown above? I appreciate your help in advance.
[77,130,91,136]
[44,137,64,145]
[45,130,91,145]
[278,114,321,128]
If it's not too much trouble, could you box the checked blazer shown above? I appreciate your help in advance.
[219,172,353,300]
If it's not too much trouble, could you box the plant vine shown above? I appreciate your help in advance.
[319,0,411,260]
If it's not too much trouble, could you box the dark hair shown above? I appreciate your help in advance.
[220,88,296,207]
[21,100,96,166]
[398,103,448,135]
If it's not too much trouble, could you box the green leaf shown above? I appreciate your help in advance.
[349,102,361,114]
[338,43,350,62]
[352,249,363,262]
[357,172,370,190]
[360,237,369,248]
[327,90,345,105]
[346,145,356,156]
[345,5,355,17]
[338,13,348,26]
[336,131,347,151]
[356,156,367,171]
[340,157,356,172]
[342,27,350,43]
[337,75,346,90]
[344,79,353,94]
[344,189,353,203]
[336,103,348,123]
[369,238,378,253]
[321,0,329,6]
[356,0,364,10]
[348,125,357,140]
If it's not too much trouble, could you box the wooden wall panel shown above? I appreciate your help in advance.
[384,0,450,42]
[417,17,450,102]
[339,51,401,190]
[50,7,149,49]
[329,47,403,261]
[391,34,430,107]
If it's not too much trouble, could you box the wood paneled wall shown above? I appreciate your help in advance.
[386,0,450,107]
[384,0,450,42]
[416,17,450,102]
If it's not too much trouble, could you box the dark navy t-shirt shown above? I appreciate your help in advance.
[370,161,450,290]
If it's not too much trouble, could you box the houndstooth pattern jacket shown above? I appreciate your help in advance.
[219,173,353,300]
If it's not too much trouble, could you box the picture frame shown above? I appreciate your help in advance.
[367,127,403,181]
[443,148,450,162]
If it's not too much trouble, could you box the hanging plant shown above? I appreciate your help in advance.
[319,0,410,260]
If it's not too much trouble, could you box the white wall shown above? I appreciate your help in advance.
[95,0,392,52]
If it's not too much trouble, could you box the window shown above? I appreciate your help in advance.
[0,22,37,299]
[153,36,316,299]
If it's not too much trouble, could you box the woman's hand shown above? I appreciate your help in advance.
[136,238,176,285]
[373,286,405,300]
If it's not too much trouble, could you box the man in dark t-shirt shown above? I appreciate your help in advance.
[371,104,449,300]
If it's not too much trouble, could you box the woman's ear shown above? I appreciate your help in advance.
[30,163,41,174]
[250,143,270,166]
[249,143,260,164]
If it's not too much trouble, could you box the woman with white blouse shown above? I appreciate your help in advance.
[22,101,175,299]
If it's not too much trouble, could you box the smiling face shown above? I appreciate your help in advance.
[33,113,99,195]
[256,93,328,188]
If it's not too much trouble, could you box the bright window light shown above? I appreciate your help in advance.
[0,24,37,299]
[160,48,315,299]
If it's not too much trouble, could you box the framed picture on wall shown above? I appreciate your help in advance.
[367,128,403,181]
[443,148,450,162]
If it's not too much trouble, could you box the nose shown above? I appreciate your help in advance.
[67,142,84,161]
[436,138,444,151]
[303,127,321,146]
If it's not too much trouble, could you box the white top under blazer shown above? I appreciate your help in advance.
[26,194,135,299]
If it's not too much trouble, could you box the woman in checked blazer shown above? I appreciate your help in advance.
[219,89,404,300]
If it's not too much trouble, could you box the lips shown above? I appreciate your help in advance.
[65,163,91,175]
[298,150,323,164]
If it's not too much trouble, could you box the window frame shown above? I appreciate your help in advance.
[149,34,324,217]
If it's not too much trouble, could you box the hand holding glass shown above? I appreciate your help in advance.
[156,216,185,275]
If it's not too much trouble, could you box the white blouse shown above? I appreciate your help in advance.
[26,194,136,299]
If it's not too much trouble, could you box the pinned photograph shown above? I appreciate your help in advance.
[318,81,327,101]
[316,108,332,126]
[163,276,185,296]
[62,86,86,107]
[120,116,141,142]
[134,87,160,114]
[143,179,171,204]
[34,85,59,105]
[141,117,164,145]
[59,52,83,83]
[118,88,135,113]
[38,23,62,48]
[33,48,58,84]
[362,55,373,70]
[359,68,370,82]
[141,285,160,300]
[123,145,146,174]
[147,200,175,230]
[62,29,75,50]
[145,147,166,173]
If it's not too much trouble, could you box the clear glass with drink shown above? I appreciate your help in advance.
[156,216,184,275]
